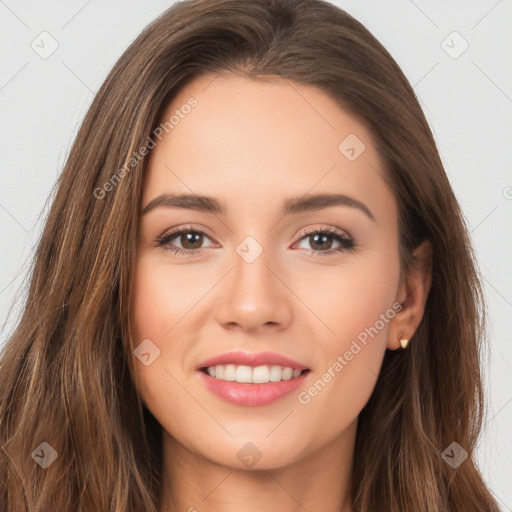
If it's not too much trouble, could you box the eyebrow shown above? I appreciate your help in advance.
[142,192,375,221]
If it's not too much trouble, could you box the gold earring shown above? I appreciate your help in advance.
[398,332,409,349]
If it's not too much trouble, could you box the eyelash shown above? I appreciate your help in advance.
[155,225,357,258]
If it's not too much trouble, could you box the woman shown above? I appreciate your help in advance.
[0,0,500,510]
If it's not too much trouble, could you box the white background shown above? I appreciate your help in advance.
[1,0,511,508]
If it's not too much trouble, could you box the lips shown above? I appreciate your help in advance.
[195,350,311,407]
[196,350,310,371]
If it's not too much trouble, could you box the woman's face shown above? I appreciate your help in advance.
[130,73,403,469]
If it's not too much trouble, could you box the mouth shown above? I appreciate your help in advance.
[197,364,312,407]
[199,364,311,384]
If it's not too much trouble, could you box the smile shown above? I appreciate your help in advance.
[201,364,309,384]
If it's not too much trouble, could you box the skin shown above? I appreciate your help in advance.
[130,73,432,512]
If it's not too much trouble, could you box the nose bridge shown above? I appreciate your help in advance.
[234,238,272,289]
[214,234,292,330]
[231,235,278,304]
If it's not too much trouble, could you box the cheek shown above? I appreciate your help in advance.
[334,263,398,345]
[130,255,209,342]
[301,248,400,354]
[129,257,192,393]
[129,257,198,433]
[295,248,400,423]
[131,263,166,343]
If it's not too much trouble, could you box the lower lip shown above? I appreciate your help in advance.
[197,369,310,407]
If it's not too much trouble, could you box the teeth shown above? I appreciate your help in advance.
[205,364,304,383]
[253,365,269,383]
[224,364,236,381]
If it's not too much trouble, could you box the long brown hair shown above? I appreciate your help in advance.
[0,0,499,510]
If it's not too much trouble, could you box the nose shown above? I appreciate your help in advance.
[214,248,293,333]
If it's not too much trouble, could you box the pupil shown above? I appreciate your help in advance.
[183,232,202,249]
[311,233,331,250]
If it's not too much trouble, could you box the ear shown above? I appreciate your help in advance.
[387,239,433,350]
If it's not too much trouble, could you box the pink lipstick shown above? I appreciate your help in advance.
[196,350,311,407]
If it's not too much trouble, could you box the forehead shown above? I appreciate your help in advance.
[143,73,395,225]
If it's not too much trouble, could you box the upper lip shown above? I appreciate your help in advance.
[197,350,309,370]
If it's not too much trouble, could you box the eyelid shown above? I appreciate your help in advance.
[153,225,217,254]
[291,225,356,256]
[157,224,215,241]
[295,225,352,240]
[155,224,356,255]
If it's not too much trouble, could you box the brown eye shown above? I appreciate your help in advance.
[308,232,335,251]
[155,227,214,255]
[294,228,356,257]
[177,231,204,250]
